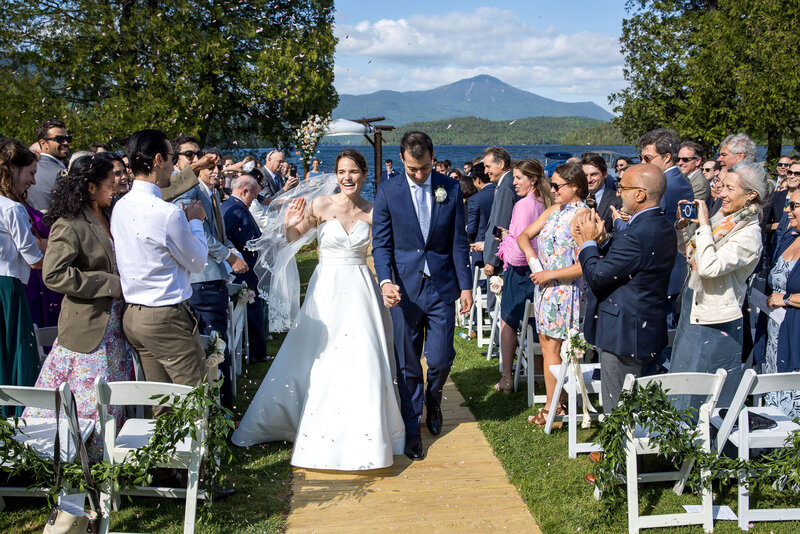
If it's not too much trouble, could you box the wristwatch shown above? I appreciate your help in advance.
[784,294,792,307]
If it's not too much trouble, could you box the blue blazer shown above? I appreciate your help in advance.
[660,166,695,295]
[580,208,677,359]
[467,182,496,265]
[221,196,262,289]
[373,171,472,304]
[483,172,520,268]
[172,185,231,283]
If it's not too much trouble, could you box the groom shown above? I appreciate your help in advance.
[373,131,473,460]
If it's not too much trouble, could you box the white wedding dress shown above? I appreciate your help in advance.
[232,219,406,470]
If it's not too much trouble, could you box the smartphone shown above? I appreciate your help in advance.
[492,226,503,239]
[680,202,697,220]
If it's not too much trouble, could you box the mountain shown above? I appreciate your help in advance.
[332,75,613,125]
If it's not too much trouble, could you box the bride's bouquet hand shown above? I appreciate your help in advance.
[285,197,307,229]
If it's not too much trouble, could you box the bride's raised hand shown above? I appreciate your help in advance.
[285,197,307,229]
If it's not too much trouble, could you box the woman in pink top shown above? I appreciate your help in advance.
[493,159,553,393]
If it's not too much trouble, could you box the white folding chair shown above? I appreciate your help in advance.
[711,369,800,530]
[487,295,502,363]
[544,357,603,458]
[618,370,727,534]
[34,325,58,363]
[0,383,94,512]
[511,300,544,404]
[467,267,489,338]
[95,377,209,534]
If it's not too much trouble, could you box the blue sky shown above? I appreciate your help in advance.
[333,1,630,111]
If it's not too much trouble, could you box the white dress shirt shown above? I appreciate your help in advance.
[0,195,43,283]
[110,180,208,306]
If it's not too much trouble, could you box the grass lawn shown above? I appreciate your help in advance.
[449,332,800,533]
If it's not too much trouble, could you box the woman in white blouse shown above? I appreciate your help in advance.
[0,138,44,399]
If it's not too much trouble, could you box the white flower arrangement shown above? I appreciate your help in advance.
[489,275,503,294]
[559,332,597,428]
[434,186,447,203]
[205,330,226,367]
[293,114,331,168]
[234,283,256,306]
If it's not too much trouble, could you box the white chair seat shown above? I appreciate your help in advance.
[114,419,195,464]
[8,417,94,462]
[711,405,800,448]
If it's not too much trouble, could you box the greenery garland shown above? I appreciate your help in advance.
[0,379,233,522]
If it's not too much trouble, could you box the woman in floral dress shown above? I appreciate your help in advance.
[23,154,131,460]
[517,162,590,425]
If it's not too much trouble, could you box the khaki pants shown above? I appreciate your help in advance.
[123,302,205,415]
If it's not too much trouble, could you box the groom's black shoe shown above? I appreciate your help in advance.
[404,435,425,461]
[426,403,443,436]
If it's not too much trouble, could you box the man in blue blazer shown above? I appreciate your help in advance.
[573,164,677,413]
[173,167,249,409]
[373,131,473,460]
[466,162,495,272]
[221,175,268,365]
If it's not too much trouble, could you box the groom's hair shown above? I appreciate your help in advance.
[400,131,433,160]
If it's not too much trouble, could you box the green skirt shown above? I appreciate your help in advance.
[0,275,40,393]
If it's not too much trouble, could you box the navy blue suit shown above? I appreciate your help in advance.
[580,208,677,410]
[221,196,267,361]
[466,182,495,266]
[660,166,695,298]
[373,171,472,436]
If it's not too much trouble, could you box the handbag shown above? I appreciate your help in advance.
[718,408,778,431]
[42,390,102,534]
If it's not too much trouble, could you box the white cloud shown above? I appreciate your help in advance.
[334,7,625,110]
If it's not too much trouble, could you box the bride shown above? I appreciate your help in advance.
[231,149,406,470]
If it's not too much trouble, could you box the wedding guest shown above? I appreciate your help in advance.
[27,118,70,211]
[221,175,268,363]
[173,157,249,409]
[764,188,800,418]
[670,161,767,408]
[483,146,519,277]
[22,189,63,329]
[582,153,621,233]
[763,162,800,265]
[517,162,588,422]
[466,163,494,276]
[24,154,131,460]
[573,164,675,414]
[108,153,131,197]
[0,139,44,400]
[613,156,634,180]
[308,158,323,177]
[491,159,553,394]
[111,130,208,413]
[158,135,220,203]
[775,155,792,190]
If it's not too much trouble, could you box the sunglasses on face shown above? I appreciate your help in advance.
[788,201,800,211]
[702,167,715,172]
[677,156,699,163]
[44,135,71,144]
[177,150,204,160]
[787,170,800,177]
[551,182,570,192]
[639,153,659,163]
[777,163,791,167]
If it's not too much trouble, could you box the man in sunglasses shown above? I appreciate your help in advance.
[776,155,792,190]
[677,141,710,203]
[27,118,71,211]
[159,134,220,202]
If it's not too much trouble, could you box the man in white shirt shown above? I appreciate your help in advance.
[111,129,209,405]
[27,118,70,211]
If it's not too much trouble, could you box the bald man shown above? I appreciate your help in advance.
[572,164,677,414]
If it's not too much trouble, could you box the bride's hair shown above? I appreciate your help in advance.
[335,148,368,176]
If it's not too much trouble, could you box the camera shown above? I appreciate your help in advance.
[492,226,503,239]
[680,202,697,220]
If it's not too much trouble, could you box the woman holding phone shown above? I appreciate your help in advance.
[670,161,767,408]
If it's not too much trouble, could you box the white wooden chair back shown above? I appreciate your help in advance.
[622,369,727,406]
[33,325,58,363]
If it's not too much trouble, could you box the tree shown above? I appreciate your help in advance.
[0,0,337,149]
[611,0,800,160]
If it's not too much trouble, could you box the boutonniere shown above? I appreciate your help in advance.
[434,186,447,203]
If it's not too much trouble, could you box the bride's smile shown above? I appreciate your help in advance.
[336,156,365,195]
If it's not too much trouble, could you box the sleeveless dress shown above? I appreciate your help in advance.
[232,219,406,470]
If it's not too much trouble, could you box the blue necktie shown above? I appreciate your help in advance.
[415,184,430,240]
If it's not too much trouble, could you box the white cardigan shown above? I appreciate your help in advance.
[677,216,762,325]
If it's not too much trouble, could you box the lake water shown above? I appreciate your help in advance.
[235,143,789,201]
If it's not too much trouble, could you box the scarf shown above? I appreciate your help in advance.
[685,204,758,290]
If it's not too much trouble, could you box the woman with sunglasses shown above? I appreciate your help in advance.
[670,161,767,409]
[517,161,591,424]
[0,139,45,402]
[764,187,800,418]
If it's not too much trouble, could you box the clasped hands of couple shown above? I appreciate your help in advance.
[381,283,473,316]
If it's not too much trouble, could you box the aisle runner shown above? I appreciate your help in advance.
[285,372,540,533]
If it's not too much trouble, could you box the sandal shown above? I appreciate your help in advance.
[494,375,513,395]
[528,403,567,428]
